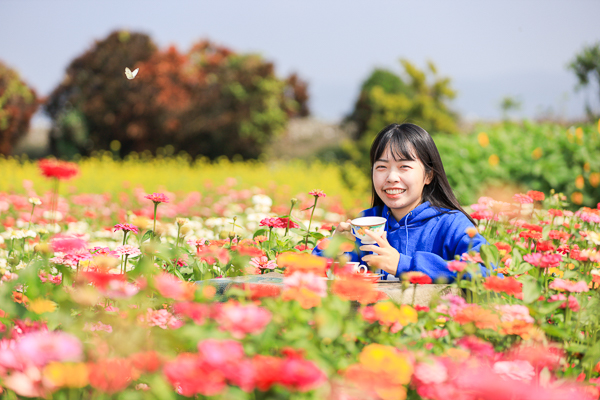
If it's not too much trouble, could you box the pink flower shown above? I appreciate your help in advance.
[493,360,535,381]
[154,272,195,301]
[216,301,272,339]
[144,309,183,329]
[114,245,141,257]
[447,260,467,272]
[513,194,534,204]
[90,247,119,258]
[163,353,226,396]
[249,256,277,270]
[187,238,209,249]
[197,339,254,392]
[113,223,139,234]
[414,359,448,385]
[496,305,534,323]
[308,189,326,198]
[284,271,327,297]
[83,322,113,333]
[49,234,88,253]
[102,280,140,298]
[16,331,83,366]
[549,278,589,293]
[259,217,279,228]
[144,192,169,204]
[523,252,562,268]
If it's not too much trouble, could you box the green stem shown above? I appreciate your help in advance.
[152,202,158,238]
[284,200,297,237]
[123,254,129,274]
[304,197,318,248]
[411,284,417,306]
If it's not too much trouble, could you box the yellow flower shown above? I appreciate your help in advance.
[571,191,583,205]
[373,302,417,326]
[488,154,500,167]
[548,267,563,278]
[575,175,585,189]
[576,127,584,141]
[477,132,489,147]
[44,362,89,388]
[359,344,413,385]
[28,299,57,314]
[531,147,543,160]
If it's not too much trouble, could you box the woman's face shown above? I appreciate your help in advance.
[372,145,431,221]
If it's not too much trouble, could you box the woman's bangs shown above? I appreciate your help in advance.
[387,133,417,161]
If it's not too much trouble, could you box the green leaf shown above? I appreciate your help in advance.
[510,248,523,268]
[512,262,534,275]
[543,325,570,340]
[480,244,498,270]
[141,230,153,243]
[519,275,542,304]
[533,301,563,316]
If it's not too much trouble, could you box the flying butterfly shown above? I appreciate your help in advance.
[124,67,139,80]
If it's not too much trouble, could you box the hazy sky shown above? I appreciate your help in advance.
[2,0,599,123]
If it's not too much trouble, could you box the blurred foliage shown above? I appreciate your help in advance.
[0,60,38,155]
[335,60,459,172]
[0,153,370,212]
[569,41,600,119]
[435,120,600,208]
[346,59,458,141]
[44,30,309,160]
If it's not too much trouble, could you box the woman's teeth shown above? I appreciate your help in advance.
[385,189,406,195]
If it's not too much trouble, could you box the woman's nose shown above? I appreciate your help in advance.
[386,170,400,182]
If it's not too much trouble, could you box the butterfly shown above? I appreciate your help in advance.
[124,67,139,80]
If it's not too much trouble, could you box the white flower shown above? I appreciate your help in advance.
[28,197,42,206]
[15,261,27,271]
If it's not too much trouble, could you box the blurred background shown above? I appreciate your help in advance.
[1,0,600,207]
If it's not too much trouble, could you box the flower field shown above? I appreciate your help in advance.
[1,159,600,399]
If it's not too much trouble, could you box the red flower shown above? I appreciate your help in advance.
[163,353,226,396]
[130,351,163,373]
[276,217,299,229]
[308,189,326,198]
[253,355,285,391]
[144,192,169,204]
[81,271,126,290]
[548,208,563,217]
[483,276,522,296]
[88,358,137,394]
[280,357,326,392]
[526,190,545,201]
[38,158,79,180]
[404,271,433,285]
[521,223,542,232]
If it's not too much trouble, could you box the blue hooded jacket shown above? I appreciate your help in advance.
[312,201,489,282]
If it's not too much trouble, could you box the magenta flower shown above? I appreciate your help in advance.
[512,193,534,204]
[523,252,562,268]
[308,189,326,198]
[16,331,83,366]
[144,193,170,204]
[447,260,467,272]
[549,278,589,293]
[115,245,142,257]
[249,256,277,270]
[113,223,139,234]
[216,301,272,339]
[49,235,88,253]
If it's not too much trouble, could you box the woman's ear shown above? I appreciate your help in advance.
[424,170,434,185]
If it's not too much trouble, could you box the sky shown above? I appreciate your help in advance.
[1,0,600,124]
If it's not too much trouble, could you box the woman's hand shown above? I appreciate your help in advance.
[333,219,355,241]
[359,230,400,276]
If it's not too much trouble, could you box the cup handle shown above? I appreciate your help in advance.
[358,265,368,274]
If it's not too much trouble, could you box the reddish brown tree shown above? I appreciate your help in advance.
[0,60,38,155]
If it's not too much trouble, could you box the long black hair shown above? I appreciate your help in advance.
[370,123,476,225]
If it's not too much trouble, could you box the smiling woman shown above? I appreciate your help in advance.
[313,123,491,283]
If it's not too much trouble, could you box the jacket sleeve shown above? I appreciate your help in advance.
[394,217,490,283]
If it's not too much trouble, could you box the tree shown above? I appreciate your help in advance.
[346,59,458,142]
[0,60,38,155]
[569,42,600,119]
[45,30,309,160]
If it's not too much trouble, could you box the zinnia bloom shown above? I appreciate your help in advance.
[526,190,545,201]
[114,245,142,257]
[483,276,522,296]
[215,301,272,339]
[144,192,169,204]
[88,358,136,394]
[308,189,326,198]
[38,159,79,180]
[549,278,589,293]
[17,331,83,366]
[513,194,534,204]
[403,271,432,285]
[154,272,196,301]
[113,223,139,234]
[523,252,562,268]
[249,256,277,270]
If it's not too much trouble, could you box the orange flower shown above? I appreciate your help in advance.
[332,274,387,304]
[277,252,328,276]
[526,190,545,201]
[281,287,322,309]
[483,276,522,296]
[88,358,138,394]
[454,305,500,330]
[501,320,534,340]
[12,291,28,305]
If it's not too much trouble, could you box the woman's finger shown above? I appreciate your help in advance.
[364,229,389,247]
